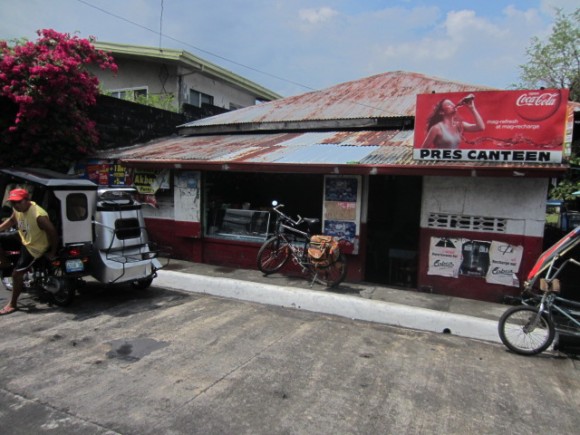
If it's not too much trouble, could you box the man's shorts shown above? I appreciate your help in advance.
[14,248,38,273]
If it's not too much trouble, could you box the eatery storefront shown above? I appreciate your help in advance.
[79,74,576,303]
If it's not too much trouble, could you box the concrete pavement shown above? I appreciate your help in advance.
[1,261,580,434]
[156,260,510,344]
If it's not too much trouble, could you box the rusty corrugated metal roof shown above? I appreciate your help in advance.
[104,131,404,164]
[105,130,566,176]
[100,71,568,176]
[180,71,495,128]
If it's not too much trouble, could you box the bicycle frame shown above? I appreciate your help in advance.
[525,257,580,338]
[258,202,347,288]
[541,293,580,338]
[274,211,312,268]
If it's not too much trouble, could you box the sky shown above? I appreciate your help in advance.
[0,0,577,97]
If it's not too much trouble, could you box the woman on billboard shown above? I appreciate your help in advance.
[421,94,485,149]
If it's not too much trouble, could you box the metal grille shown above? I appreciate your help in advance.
[427,213,507,233]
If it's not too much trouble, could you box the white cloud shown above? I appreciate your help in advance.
[444,10,505,40]
[0,1,573,96]
[298,7,338,24]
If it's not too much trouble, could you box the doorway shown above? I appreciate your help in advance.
[365,176,422,287]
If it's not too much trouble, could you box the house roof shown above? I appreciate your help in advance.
[178,71,495,134]
[102,71,569,178]
[93,42,282,102]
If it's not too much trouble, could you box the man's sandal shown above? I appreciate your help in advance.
[0,306,17,315]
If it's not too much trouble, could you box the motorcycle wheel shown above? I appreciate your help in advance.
[48,279,76,307]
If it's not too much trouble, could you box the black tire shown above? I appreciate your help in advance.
[131,276,154,290]
[257,236,290,274]
[48,280,76,307]
[312,253,347,288]
[498,305,555,356]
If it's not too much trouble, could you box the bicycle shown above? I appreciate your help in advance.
[498,256,580,356]
[256,202,347,288]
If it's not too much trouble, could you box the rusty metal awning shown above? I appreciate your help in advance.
[101,130,567,178]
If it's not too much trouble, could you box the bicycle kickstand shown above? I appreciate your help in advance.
[309,271,318,288]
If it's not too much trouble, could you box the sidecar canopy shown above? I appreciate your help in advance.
[0,168,98,246]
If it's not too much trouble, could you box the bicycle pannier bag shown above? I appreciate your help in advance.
[308,235,340,268]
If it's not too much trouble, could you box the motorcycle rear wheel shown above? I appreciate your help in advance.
[47,278,76,307]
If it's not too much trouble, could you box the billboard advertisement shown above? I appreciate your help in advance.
[413,89,569,163]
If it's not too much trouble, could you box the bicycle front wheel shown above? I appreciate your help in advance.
[498,305,555,356]
[257,236,290,274]
[313,253,347,288]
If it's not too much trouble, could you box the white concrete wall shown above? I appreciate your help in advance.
[421,176,549,237]
[90,59,179,96]
[91,59,257,110]
[178,67,256,109]
[141,192,174,219]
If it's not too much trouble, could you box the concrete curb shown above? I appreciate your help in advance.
[156,270,501,344]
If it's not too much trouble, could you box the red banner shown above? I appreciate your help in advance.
[413,89,569,163]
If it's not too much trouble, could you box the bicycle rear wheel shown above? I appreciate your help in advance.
[257,236,290,274]
[312,253,347,288]
[498,305,555,356]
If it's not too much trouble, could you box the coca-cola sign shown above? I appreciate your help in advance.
[413,88,570,164]
[515,90,562,121]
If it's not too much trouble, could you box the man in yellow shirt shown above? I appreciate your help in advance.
[0,188,58,315]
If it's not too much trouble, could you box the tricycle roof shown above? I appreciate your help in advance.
[0,168,97,190]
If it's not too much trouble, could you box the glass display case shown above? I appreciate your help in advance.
[208,208,270,241]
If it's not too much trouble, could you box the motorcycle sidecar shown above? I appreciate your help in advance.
[91,187,162,289]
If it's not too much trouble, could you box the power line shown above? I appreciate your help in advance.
[158,0,164,50]
[75,0,316,92]
[74,0,398,115]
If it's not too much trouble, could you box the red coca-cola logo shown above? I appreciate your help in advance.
[515,90,561,121]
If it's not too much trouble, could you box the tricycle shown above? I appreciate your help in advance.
[498,225,580,355]
[0,168,164,307]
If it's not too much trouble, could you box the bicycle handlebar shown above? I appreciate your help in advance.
[272,203,303,226]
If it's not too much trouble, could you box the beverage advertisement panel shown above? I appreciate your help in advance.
[413,89,569,163]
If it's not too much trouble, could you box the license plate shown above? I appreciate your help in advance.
[66,259,84,273]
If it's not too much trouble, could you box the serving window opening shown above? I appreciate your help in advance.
[203,172,323,242]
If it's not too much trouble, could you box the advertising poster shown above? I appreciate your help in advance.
[427,237,462,277]
[428,237,523,287]
[78,159,110,185]
[485,242,523,287]
[109,163,130,186]
[413,89,569,163]
[459,240,491,277]
[323,176,361,254]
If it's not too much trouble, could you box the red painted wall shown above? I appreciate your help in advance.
[144,217,365,281]
[146,217,541,302]
[418,228,543,302]
[145,218,202,262]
